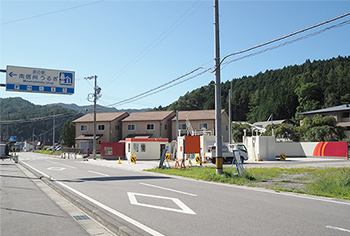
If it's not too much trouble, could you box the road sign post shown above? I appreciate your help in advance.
[5,65,75,95]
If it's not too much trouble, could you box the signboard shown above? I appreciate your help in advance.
[9,136,17,142]
[6,65,75,95]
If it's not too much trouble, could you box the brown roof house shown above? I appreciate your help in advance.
[73,112,129,153]
[121,111,175,140]
[171,109,230,142]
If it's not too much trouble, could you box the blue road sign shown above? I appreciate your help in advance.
[6,65,75,95]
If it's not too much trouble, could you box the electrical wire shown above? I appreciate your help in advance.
[1,0,106,25]
[101,0,207,88]
[106,11,350,108]
[0,112,80,125]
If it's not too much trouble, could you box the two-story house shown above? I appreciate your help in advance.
[171,109,230,142]
[121,111,175,140]
[73,112,129,153]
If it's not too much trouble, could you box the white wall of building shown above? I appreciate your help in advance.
[245,136,331,160]
[125,139,168,161]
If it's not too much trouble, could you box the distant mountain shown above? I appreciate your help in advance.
[0,98,152,143]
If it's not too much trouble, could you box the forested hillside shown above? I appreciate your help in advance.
[166,56,350,122]
[0,98,151,143]
[0,97,82,144]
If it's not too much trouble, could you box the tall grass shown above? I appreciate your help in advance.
[306,168,350,200]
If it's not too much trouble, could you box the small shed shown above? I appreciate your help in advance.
[125,138,169,161]
[101,142,125,160]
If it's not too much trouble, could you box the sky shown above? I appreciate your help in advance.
[1,0,350,110]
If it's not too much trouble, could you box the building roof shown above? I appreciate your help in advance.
[122,110,175,122]
[299,104,350,115]
[253,119,294,128]
[73,112,128,123]
[171,109,226,121]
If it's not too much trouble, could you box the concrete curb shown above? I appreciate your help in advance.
[20,161,146,236]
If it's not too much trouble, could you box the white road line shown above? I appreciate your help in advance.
[140,182,197,196]
[88,170,110,177]
[128,192,196,215]
[21,161,164,236]
[152,172,350,206]
[326,225,350,232]
[46,160,77,169]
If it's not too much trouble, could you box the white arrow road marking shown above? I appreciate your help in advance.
[47,167,65,171]
[128,192,196,215]
[140,183,197,196]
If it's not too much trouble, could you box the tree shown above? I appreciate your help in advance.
[262,124,300,142]
[231,122,253,143]
[60,120,76,147]
[299,115,345,141]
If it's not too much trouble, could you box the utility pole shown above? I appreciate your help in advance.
[53,115,55,146]
[214,0,223,174]
[229,81,232,144]
[85,75,101,160]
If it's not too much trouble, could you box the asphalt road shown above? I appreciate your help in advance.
[18,152,350,236]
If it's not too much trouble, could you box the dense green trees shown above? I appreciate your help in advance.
[165,56,350,123]
[0,97,82,144]
[299,115,345,141]
[60,121,76,147]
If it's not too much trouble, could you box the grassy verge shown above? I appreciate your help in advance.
[146,166,350,200]
[38,150,62,155]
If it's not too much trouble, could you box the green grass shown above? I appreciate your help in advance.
[38,150,62,155]
[306,168,350,200]
[146,166,350,200]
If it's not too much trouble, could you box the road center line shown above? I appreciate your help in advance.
[21,161,164,236]
[140,183,197,196]
[46,160,77,169]
[326,225,350,232]
[88,170,110,177]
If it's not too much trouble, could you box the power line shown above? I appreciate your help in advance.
[0,112,79,125]
[106,11,350,108]
[101,0,207,88]
[217,11,350,72]
[1,0,106,25]
[221,19,350,70]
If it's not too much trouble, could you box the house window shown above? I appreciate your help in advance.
[98,124,105,131]
[164,124,167,130]
[178,123,186,130]
[146,123,155,131]
[80,125,88,131]
[141,143,146,152]
[128,124,136,131]
[128,143,131,152]
[133,143,139,152]
[199,123,208,130]
[104,146,113,155]
[226,124,228,131]
[115,125,119,131]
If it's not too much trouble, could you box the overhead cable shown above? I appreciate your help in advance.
[106,11,350,107]
[1,0,106,25]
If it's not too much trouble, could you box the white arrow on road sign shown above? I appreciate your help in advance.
[5,65,75,95]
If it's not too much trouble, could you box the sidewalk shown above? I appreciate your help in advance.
[0,160,113,236]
